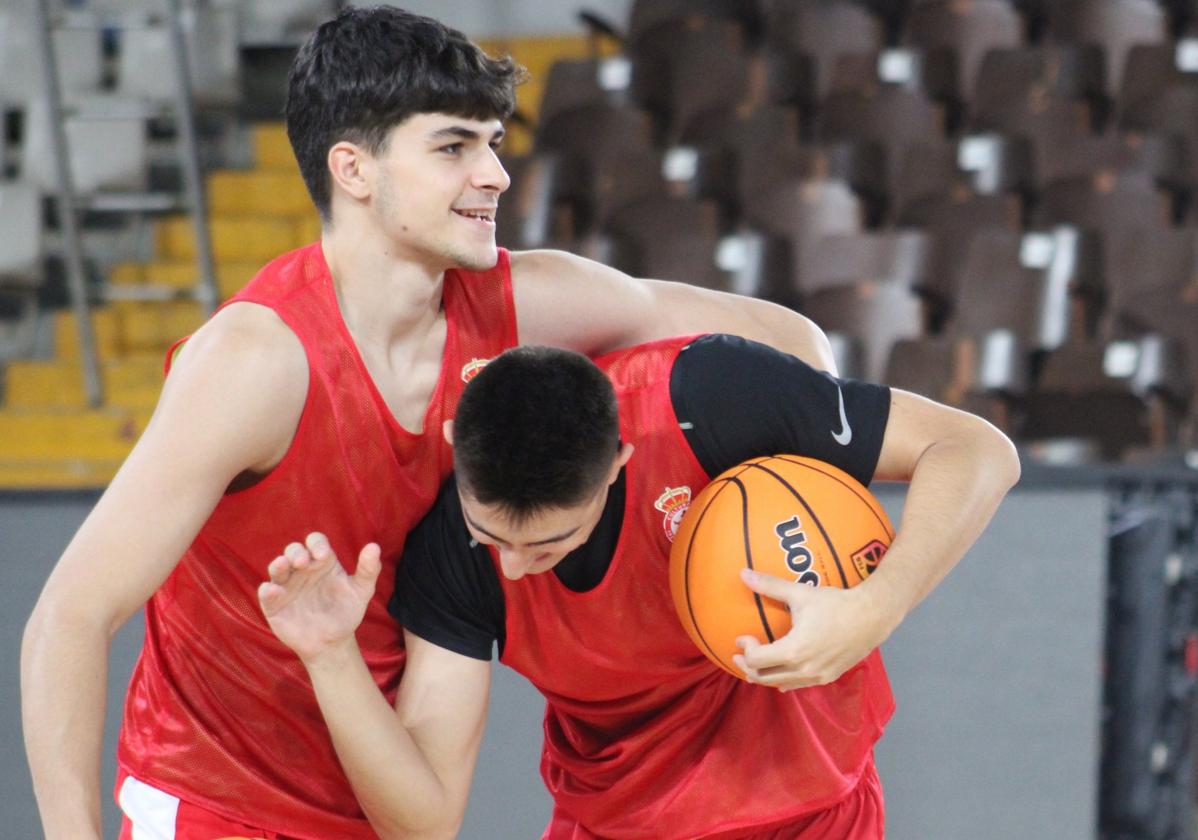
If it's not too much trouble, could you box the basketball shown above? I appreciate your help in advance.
[669,455,895,679]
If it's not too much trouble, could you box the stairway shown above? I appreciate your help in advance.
[0,124,316,488]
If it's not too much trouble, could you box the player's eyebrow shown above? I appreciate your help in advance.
[462,507,578,546]
[428,125,506,143]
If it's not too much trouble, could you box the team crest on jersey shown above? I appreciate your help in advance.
[460,357,491,383]
[654,485,692,542]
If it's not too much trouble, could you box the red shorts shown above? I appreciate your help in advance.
[542,758,884,840]
[117,774,287,840]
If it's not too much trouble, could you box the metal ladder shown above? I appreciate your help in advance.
[32,0,219,406]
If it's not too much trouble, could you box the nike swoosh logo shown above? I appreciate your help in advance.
[830,379,852,446]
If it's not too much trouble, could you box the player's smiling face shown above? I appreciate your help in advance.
[369,112,509,272]
[458,488,611,581]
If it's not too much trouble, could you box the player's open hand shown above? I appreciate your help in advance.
[731,569,894,691]
[258,532,381,665]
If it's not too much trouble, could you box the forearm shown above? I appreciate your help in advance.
[863,425,1021,634]
[303,642,454,839]
[21,609,110,840]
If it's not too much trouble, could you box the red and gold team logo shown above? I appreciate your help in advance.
[654,485,692,542]
[850,539,889,579]
[460,357,491,383]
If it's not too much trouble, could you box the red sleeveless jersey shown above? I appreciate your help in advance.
[117,243,517,838]
[497,336,895,840]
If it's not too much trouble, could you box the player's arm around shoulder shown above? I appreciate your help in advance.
[509,249,838,371]
[20,301,307,839]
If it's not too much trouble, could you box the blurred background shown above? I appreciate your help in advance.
[2,1,1198,838]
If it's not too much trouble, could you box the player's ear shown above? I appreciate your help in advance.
[442,419,455,446]
[328,141,372,201]
[608,442,634,484]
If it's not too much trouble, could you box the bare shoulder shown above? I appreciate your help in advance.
[156,301,309,470]
[505,245,637,288]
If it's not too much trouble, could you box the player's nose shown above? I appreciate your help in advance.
[498,547,534,580]
[473,145,510,193]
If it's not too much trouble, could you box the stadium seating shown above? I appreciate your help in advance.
[7,0,1198,488]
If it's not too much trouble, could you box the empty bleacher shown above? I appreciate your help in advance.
[4,0,1198,486]
[502,0,1198,464]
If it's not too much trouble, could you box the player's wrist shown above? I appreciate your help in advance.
[853,567,910,643]
[300,636,362,673]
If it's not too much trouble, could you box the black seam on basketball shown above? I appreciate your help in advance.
[683,477,741,670]
[771,455,895,540]
[745,462,851,588]
[733,476,777,644]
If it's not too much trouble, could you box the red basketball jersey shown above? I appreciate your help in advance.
[117,243,517,839]
[497,336,895,840]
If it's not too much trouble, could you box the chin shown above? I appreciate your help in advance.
[448,243,500,272]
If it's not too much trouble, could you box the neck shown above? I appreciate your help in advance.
[320,220,447,347]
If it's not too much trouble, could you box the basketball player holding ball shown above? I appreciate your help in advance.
[260,335,1019,839]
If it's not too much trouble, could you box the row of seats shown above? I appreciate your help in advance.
[497,2,1198,462]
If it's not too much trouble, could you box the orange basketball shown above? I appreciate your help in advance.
[669,455,895,679]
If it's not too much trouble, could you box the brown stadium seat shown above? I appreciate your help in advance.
[655,20,758,141]
[534,103,657,230]
[901,0,1025,102]
[602,196,732,290]
[740,177,863,296]
[813,87,946,219]
[802,281,926,383]
[885,331,1031,430]
[1118,44,1197,126]
[583,149,675,233]
[534,102,656,162]
[970,45,1108,130]
[951,229,1078,349]
[1044,0,1169,93]
[1019,334,1191,459]
[676,103,803,214]
[1127,83,1198,189]
[891,135,1033,225]
[915,191,1022,307]
[628,17,755,130]
[1103,227,1198,312]
[495,154,568,250]
[765,0,886,98]
[825,48,961,122]
[1018,225,1198,460]
[623,0,763,49]
[1033,129,1186,195]
[537,58,635,129]
[969,97,1096,189]
[799,230,931,297]
[1031,172,1175,235]
[814,87,946,147]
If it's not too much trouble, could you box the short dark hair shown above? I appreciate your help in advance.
[453,346,621,525]
[285,6,524,221]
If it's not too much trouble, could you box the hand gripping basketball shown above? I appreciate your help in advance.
[668,455,895,688]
